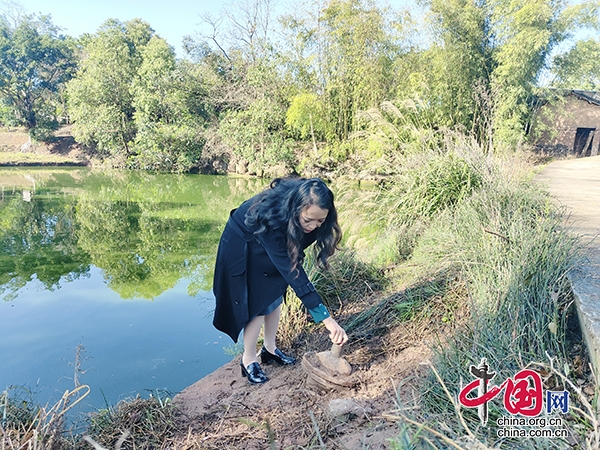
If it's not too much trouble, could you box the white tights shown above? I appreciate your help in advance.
[242,304,281,367]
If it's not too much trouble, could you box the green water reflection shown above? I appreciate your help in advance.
[0,168,265,302]
[0,168,266,415]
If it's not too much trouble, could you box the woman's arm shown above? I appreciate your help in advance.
[256,230,348,344]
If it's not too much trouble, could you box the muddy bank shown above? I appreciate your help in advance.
[171,325,432,449]
[0,126,90,167]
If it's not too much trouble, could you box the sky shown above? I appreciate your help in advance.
[4,0,412,58]
[4,0,229,56]
[3,0,593,61]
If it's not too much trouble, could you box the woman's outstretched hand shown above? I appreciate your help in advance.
[322,317,348,346]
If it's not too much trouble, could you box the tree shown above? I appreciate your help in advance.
[551,38,600,89]
[404,0,600,150]
[422,0,493,140]
[187,0,295,174]
[474,0,600,148]
[279,0,398,142]
[0,12,76,139]
[68,19,215,171]
[130,37,211,172]
[487,0,557,147]
[67,19,153,157]
[286,92,328,147]
[318,0,398,141]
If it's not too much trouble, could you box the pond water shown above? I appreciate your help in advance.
[0,167,266,420]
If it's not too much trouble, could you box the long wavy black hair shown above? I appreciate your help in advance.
[245,177,342,274]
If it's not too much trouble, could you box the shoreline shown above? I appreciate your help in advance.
[0,160,89,166]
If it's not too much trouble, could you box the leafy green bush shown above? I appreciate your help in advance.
[285,93,328,141]
[129,122,205,172]
[219,97,295,174]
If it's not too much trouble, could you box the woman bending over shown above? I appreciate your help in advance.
[213,177,348,384]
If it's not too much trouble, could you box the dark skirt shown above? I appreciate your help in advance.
[257,295,283,318]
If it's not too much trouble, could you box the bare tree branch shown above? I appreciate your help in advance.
[198,12,232,61]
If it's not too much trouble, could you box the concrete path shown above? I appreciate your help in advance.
[537,156,600,379]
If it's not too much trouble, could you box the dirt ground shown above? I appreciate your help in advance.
[171,320,434,450]
[0,126,89,165]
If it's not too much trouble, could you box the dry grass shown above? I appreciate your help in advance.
[83,395,178,450]
[172,394,331,449]
[1,385,90,450]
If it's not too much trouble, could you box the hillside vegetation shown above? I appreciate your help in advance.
[1,0,599,174]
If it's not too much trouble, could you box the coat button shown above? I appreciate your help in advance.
[263,272,268,277]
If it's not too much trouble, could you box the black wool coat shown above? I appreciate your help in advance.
[212,197,323,342]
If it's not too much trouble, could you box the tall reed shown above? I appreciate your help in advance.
[1,385,90,450]
[340,133,584,447]
[413,172,581,447]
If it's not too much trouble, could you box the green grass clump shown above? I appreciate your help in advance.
[336,140,492,267]
[412,172,578,358]
[340,136,584,447]
[387,152,483,222]
[0,151,76,165]
[411,177,580,447]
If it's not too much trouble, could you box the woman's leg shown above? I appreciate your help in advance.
[263,304,282,353]
[242,315,264,367]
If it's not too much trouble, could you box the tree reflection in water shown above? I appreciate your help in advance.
[0,168,265,416]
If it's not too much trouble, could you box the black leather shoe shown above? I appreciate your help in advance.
[240,360,269,384]
[260,346,296,365]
